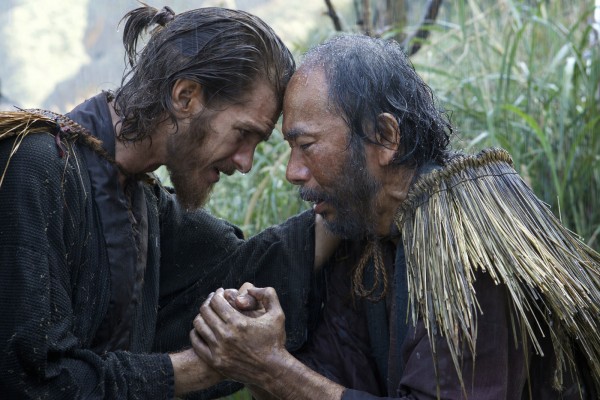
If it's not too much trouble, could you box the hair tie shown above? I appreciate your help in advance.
[152,6,175,27]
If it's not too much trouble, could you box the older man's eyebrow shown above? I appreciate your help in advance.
[283,128,306,141]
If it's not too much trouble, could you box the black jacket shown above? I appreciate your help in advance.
[0,93,318,399]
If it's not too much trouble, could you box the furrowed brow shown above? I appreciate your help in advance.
[241,121,273,141]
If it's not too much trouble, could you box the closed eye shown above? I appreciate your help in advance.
[239,128,270,143]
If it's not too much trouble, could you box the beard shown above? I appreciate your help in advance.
[168,162,214,211]
[166,112,214,211]
[300,141,382,240]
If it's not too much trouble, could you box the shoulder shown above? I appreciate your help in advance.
[0,131,87,193]
[0,131,68,167]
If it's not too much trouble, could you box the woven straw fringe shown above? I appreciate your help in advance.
[395,148,600,395]
[0,109,108,188]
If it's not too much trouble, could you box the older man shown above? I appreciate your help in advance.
[0,5,328,399]
[192,34,600,399]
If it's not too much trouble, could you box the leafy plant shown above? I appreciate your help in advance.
[411,0,599,250]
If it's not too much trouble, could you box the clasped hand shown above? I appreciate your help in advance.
[190,283,287,385]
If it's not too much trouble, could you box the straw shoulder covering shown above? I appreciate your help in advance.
[395,148,600,394]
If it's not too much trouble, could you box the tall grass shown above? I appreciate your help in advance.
[412,0,599,250]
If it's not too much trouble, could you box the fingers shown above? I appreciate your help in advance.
[223,289,240,307]
[238,282,255,293]
[235,282,258,310]
[189,328,211,361]
[204,288,259,327]
[194,310,218,347]
[235,293,258,311]
[246,287,282,313]
[196,290,228,346]
[223,288,258,312]
[208,289,240,322]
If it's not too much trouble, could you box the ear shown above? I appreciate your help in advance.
[375,112,401,167]
[171,79,204,117]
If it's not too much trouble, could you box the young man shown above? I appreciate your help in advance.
[192,35,600,399]
[0,5,322,398]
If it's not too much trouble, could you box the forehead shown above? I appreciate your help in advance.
[284,68,328,112]
[239,81,278,113]
[229,81,279,125]
[282,68,346,136]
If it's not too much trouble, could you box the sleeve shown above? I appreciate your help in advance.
[343,273,530,400]
[0,134,174,399]
[152,186,316,355]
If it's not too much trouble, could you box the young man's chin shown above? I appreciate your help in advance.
[175,183,214,212]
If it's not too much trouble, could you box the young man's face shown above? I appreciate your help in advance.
[283,68,381,239]
[166,82,279,210]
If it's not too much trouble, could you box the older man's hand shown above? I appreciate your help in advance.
[189,286,287,386]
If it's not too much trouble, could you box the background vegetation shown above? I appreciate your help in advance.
[189,0,598,398]
[413,0,600,250]
[201,0,598,247]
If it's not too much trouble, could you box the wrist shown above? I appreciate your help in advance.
[170,348,222,396]
[260,350,299,397]
[254,350,345,400]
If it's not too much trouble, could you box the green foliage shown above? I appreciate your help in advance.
[218,390,252,400]
[411,0,600,250]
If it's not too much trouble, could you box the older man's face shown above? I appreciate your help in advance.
[283,68,381,239]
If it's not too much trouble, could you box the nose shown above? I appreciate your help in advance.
[286,148,310,185]
[232,143,255,174]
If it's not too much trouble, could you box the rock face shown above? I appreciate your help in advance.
[0,0,331,113]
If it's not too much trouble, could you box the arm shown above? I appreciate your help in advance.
[192,277,532,400]
[169,349,223,396]
[153,186,322,355]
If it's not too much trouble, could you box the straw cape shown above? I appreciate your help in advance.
[390,148,600,396]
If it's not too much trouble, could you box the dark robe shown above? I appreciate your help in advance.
[0,93,317,399]
[297,239,593,399]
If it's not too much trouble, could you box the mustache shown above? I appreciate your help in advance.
[214,162,237,176]
[299,187,332,204]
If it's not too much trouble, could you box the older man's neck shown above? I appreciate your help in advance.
[373,165,416,238]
